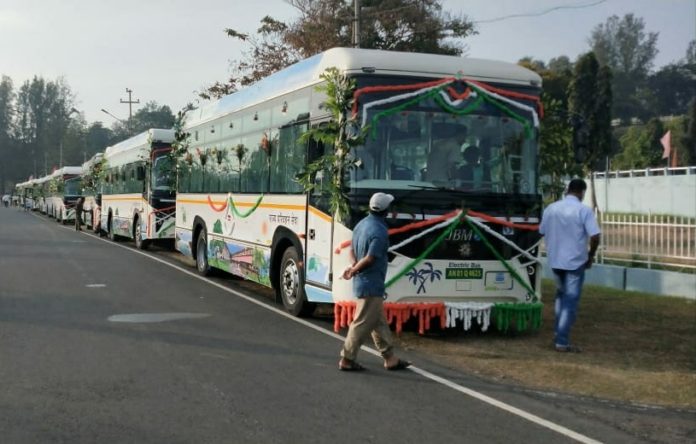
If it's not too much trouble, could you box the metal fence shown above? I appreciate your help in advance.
[597,212,696,270]
[593,166,696,179]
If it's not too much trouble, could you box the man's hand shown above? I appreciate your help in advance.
[585,256,594,269]
[342,265,355,280]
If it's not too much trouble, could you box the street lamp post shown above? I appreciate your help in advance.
[101,108,130,135]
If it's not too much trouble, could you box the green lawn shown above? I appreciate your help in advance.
[396,280,696,408]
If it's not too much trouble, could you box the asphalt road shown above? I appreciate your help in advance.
[0,207,689,443]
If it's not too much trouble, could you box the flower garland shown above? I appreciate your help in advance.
[493,303,543,332]
[388,212,462,252]
[385,212,464,289]
[466,216,540,264]
[333,301,540,334]
[463,216,537,301]
[334,209,537,255]
[355,77,542,137]
[351,76,544,119]
[445,302,494,331]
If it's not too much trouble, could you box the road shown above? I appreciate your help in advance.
[0,207,685,443]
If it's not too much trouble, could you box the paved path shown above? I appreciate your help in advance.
[0,207,687,443]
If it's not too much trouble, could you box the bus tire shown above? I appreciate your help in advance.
[134,217,149,250]
[195,228,212,276]
[108,215,118,241]
[278,246,315,317]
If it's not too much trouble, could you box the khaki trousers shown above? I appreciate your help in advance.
[340,296,393,361]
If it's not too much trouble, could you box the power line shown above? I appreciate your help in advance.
[473,0,607,24]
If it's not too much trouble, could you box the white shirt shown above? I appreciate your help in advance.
[539,195,601,271]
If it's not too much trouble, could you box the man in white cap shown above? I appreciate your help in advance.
[338,192,411,371]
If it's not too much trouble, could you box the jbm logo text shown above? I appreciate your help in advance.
[446,229,475,242]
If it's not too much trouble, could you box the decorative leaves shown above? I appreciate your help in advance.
[296,67,370,222]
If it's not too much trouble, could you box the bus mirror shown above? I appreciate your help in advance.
[95,193,102,206]
[136,166,146,181]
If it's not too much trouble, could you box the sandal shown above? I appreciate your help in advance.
[385,359,412,371]
[339,359,366,372]
[555,345,582,353]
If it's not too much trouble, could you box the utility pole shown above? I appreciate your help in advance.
[120,88,140,134]
[353,0,361,48]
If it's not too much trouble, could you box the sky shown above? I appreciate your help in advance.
[0,0,694,124]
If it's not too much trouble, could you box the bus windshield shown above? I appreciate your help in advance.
[64,177,82,196]
[350,88,538,195]
[151,155,174,192]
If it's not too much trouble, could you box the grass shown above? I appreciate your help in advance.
[394,280,696,409]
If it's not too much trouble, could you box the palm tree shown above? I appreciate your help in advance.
[406,262,442,294]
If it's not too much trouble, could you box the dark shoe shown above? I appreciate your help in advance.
[385,359,412,371]
[555,345,582,353]
[339,359,366,372]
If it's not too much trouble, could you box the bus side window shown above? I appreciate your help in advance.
[271,122,308,193]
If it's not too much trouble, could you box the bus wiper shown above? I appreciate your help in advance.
[407,184,470,195]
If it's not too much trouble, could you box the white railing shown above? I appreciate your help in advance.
[597,212,696,270]
[593,166,696,179]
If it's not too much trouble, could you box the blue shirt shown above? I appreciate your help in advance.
[539,195,601,271]
[351,213,389,297]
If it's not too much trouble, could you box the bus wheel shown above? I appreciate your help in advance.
[195,229,211,276]
[278,247,315,317]
[134,218,149,250]
[108,217,118,241]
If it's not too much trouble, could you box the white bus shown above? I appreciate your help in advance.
[175,48,543,330]
[14,181,30,209]
[80,153,104,232]
[45,166,84,224]
[100,129,176,249]
[34,175,52,213]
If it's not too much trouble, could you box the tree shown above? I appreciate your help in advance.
[14,76,76,177]
[588,14,658,120]
[685,39,696,65]
[201,0,476,99]
[547,55,573,74]
[568,52,613,210]
[85,122,113,156]
[613,118,665,169]
[109,101,175,142]
[538,95,579,201]
[518,55,573,106]
[0,76,15,192]
[646,62,696,117]
[682,98,696,164]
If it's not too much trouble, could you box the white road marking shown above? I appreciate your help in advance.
[86,284,106,288]
[108,313,211,323]
[44,215,601,444]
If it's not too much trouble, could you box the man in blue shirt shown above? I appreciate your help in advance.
[539,179,601,352]
[339,192,411,371]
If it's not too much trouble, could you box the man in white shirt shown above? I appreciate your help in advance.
[539,178,601,352]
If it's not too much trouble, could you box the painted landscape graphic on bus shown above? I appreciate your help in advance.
[306,255,330,286]
[208,238,271,286]
[175,230,192,257]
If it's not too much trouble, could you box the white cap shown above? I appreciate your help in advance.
[369,192,394,212]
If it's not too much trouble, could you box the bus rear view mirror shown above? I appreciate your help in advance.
[136,166,146,181]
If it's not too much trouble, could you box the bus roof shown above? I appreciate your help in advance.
[186,47,542,129]
[81,152,104,171]
[104,129,175,166]
[51,166,83,178]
